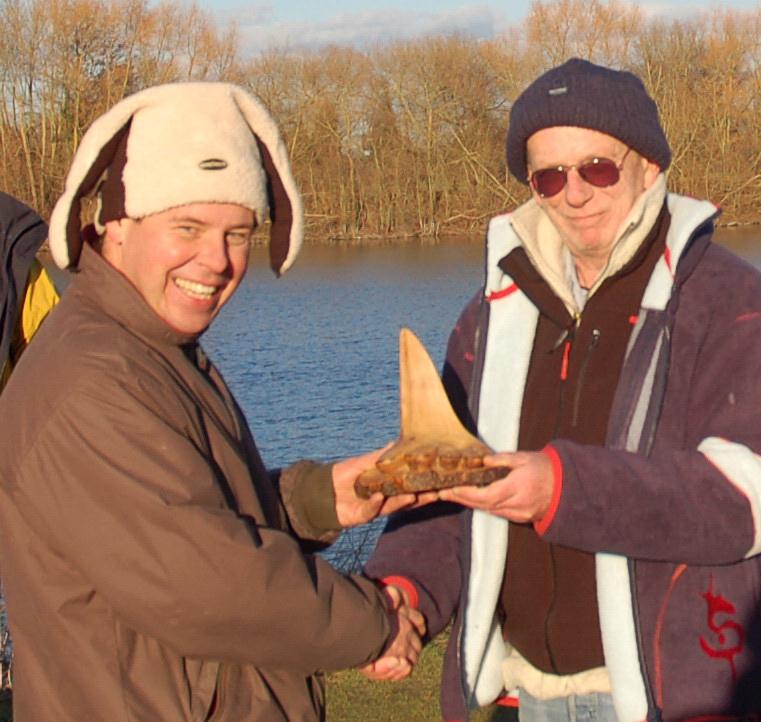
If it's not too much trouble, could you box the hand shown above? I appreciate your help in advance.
[438,450,554,523]
[360,585,426,681]
[333,447,439,527]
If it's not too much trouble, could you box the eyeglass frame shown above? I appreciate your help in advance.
[528,147,633,199]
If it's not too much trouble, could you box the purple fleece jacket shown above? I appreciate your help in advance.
[366,201,761,722]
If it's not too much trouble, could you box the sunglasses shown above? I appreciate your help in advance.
[529,147,632,198]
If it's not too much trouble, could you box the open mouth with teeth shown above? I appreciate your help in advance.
[174,277,219,300]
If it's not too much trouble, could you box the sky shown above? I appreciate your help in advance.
[202,0,761,54]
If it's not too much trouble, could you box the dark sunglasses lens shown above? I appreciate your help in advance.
[531,168,567,198]
[578,158,620,188]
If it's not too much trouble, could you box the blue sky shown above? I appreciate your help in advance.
[202,0,761,53]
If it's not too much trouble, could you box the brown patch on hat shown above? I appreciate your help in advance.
[97,128,129,226]
[255,136,293,277]
[64,121,131,266]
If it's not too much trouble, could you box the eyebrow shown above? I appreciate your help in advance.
[169,216,255,230]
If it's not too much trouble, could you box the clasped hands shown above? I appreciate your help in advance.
[361,584,425,681]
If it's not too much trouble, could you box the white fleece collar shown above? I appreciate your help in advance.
[509,174,667,314]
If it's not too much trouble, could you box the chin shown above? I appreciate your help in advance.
[166,315,214,336]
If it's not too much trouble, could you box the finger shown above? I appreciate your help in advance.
[482,450,522,466]
[362,493,385,514]
[361,444,393,465]
[409,610,426,635]
[438,486,492,506]
[445,480,518,507]
[359,663,397,681]
[379,493,418,515]
[371,656,404,675]
[410,491,440,507]
[382,584,403,609]
[387,659,413,681]
[409,634,422,655]
[406,644,421,664]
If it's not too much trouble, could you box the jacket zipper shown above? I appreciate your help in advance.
[630,557,664,721]
[550,315,578,438]
[544,545,560,673]
[571,327,601,428]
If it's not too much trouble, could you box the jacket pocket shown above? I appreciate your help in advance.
[651,560,761,718]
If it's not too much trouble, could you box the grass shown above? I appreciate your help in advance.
[0,633,517,722]
[327,630,517,722]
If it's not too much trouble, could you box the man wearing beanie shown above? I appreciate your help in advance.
[365,58,761,721]
[0,82,430,721]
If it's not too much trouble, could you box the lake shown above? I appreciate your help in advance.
[202,227,761,570]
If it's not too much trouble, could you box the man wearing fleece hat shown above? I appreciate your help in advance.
[365,58,761,720]
[0,82,429,721]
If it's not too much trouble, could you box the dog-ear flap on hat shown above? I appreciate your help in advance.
[230,86,303,277]
[49,90,147,269]
[255,137,294,276]
[50,121,132,269]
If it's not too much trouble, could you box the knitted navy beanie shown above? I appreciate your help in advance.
[506,58,671,183]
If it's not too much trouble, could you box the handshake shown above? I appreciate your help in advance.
[361,584,426,682]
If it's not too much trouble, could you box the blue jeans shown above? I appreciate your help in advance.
[518,690,619,722]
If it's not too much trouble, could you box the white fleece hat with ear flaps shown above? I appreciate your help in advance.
[49,82,304,276]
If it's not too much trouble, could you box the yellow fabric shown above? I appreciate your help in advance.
[0,259,59,391]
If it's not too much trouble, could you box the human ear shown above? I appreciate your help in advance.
[100,218,130,267]
[642,159,661,189]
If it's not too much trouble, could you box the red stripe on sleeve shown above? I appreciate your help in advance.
[379,576,419,609]
[534,444,563,536]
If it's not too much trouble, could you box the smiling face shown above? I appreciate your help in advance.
[526,126,660,284]
[102,203,255,335]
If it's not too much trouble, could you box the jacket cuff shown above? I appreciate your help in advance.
[534,444,563,536]
[379,575,420,609]
[280,460,341,542]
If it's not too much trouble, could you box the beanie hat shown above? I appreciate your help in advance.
[506,58,671,183]
[49,82,303,276]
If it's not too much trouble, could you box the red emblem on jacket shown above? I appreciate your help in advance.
[699,576,745,679]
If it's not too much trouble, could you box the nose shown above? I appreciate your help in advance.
[197,233,231,274]
[564,167,594,207]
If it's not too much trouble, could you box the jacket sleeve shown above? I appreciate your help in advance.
[278,460,342,543]
[0,259,59,391]
[364,502,466,638]
[540,308,761,565]
[10,369,393,674]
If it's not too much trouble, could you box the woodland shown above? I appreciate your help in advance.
[1,0,760,240]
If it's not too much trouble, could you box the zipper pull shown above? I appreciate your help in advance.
[551,313,580,352]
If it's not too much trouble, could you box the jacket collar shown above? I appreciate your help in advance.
[73,242,199,348]
[499,201,671,330]
[508,174,668,314]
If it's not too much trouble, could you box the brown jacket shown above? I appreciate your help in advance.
[0,244,391,721]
